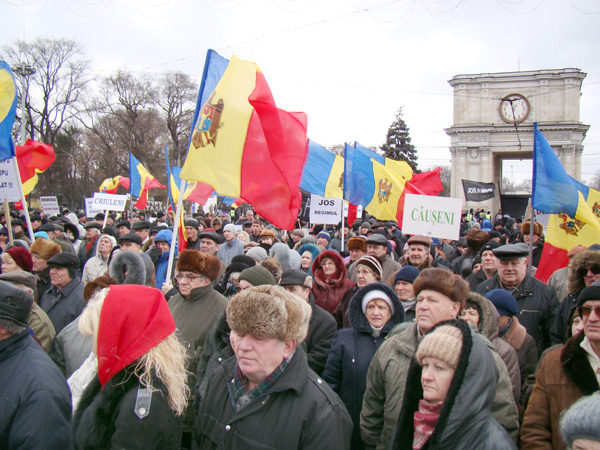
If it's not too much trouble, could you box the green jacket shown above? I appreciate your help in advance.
[360,321,519,450]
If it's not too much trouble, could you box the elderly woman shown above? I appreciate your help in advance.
[335,255,383,329]
[311,250,355,315]
[72,285,188,449]
[323,283,404,450]
[297,243,320,275]
[1,246,33,273]
[391,320,515,450]
[81,234,117,284]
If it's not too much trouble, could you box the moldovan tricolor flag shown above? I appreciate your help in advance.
[16,139,56,195]
[99,176,130,194]
[300,140,345,199]
[129,154,165,209]
[180,55,308,230]
[0,61,18,162]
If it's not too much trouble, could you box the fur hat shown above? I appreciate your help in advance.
[348,236,367,252]
[176,250,221,281]
[466,229,490,252]
[30,238,61,261]
[5,247,33,272]
[238,265,276,287]
[226,285,312,343]
[416,324,463,369]
[109,251,149,285]
[521,220,543,237]
[560,392,600,448]
[259,229,276,239]
[413,268,469,308]
[355,255,383,279]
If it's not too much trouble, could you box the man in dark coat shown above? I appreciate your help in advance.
[194,285,352,449]
[476,243,560,353]
[39,253,86,334]
[279,269,336,375]
[0,281,72,448]
[77,222,101,272]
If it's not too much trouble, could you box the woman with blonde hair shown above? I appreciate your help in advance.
[72,284,188,449]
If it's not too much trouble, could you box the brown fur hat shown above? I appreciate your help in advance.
[29,237,61,261]
[226,285,312,343]
[176,250,221,281]
[521,221,543,237]
[348,236,367,252]
[466,229,490,253]
[413,268,469,308]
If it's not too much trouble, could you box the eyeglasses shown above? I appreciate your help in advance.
[175,273,203,282]
[578,265,600,278]
[579,305,600,318]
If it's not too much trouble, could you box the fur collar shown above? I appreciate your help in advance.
[561,332,600,395]
[568,251,600,295]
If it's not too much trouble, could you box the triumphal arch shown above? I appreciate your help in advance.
[445,68,589,214]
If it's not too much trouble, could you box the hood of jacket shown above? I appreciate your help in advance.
[312,249,348,289]
[568,250,600,295]
[94,234,117,259]
[269,242,301,270]
[393,320,499,449]
[348,282,404,333]
[468,291,500,341]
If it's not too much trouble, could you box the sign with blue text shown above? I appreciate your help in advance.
[402,194,462,240]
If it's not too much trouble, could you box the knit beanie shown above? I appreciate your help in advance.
[577,286,600,308]
[560,392,600,447]
[317,230,331,242]
[226,285,312,343]
[394,266,420,284]
[361,289,395,315]
[238,265,276,287]
[6,247,33,272]
[485,289,518,317]
[96,285,175,387]
[356,255,383,279]
[416,325,463,369]
[246,246,268,262]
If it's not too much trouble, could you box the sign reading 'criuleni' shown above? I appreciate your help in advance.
[402,194,462,240]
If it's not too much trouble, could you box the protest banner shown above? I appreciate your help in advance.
[39,196,60,216]
[309,194,341,225]
[92,192,128,211]
[402,194,462,240]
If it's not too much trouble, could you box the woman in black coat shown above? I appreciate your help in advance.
[322,282,405,450]
[72,285,189,449]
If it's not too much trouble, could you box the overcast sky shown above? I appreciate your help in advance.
[3,0,600,184]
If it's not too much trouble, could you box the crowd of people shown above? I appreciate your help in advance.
[0,205,599,449]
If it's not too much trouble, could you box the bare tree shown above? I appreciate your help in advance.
[157,71,196,166]
[438,166,451,197]
[590,170,600,190]
[1,37,90,146]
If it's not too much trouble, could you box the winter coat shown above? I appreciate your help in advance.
[468,292,522,404]
[476,273,560,353]
[390,321,516,450]
[466,267,493,291]
[322,283,405,450]
[77,236,99,273]
[194,346,353,450]
[154,229,176,290]
[81,235,116,285]
[0,330,72,449]
[334,284,359,329]
[547,266,569,309]
[72,366,182,449]
[311,250,356,315]
[29,301,56,352]
[499,315,538,399]
[360,321,519,450]
[36,266,52,297]
[349,253,402,285]
[39,276,86,335]
[305,293,337,376]
[552,250,600,343]
[51,316,93,378]
[216,237,244,265]
[520,332,600,450]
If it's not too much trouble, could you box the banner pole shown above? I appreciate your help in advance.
[3,199,14,246]
[166,179,187,282]
[11,157,34,242]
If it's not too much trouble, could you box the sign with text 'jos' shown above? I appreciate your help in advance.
[402,194,462,240]
[92,192,128,212]
[309,194,341,225]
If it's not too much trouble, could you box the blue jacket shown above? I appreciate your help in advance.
[154,229,176,289]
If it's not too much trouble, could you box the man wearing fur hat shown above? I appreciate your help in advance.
[30,237,62,297]
[194,285,352,449]
[361,268,519,450]
[476,243,560,353]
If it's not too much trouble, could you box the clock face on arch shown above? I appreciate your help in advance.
[499,93,531,124]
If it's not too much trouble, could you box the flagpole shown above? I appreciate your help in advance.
[528,209,535,274]
[3,199,14,246]
[166,179,187,281]
[11,157,34,242]
[340,199,345,253]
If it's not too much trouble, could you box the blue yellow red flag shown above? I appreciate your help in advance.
[0,61,18,162]
[300,140,344,199]
[99,176,130,194]
[129,153,165,209]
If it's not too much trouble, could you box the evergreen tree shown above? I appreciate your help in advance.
[380,107,419,172]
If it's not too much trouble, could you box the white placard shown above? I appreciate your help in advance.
[85,198,104,217]
[0,158,22,202]
[402,194,462,240]
[92,192,128,212]
[39,196,60,216]
[309,194,342,225]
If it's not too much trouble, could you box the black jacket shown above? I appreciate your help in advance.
[0,331,72,449]
[39,277,86,335]
[476,273,559,353]
[305,293,337,376]
[322,283,404,450]
[194,346,352,449]
[72,366,182,449]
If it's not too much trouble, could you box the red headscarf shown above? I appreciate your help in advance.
[96,285,175,388]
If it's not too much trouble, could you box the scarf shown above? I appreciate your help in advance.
[413,399,443,450]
